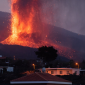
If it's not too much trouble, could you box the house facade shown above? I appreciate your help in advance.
[39,68,80,75]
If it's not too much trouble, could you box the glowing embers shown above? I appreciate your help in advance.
[1,0,75,59]
[2,0,36,46]
[1,0,45,47]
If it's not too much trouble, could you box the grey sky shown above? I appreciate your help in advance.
[0,0,85,35]
[0,0,11,13]
[41,0,85,35]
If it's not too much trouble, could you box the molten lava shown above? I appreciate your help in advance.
[2,0,43,47]
[1,0,75,59]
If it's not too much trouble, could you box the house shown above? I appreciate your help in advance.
[10,72,72,85]
[7,67,14,72]
[39,68,81,75]
[0,66,14,73]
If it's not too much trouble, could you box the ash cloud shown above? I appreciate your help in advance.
[12,0,42,30]
[9,0,85,35]
[41,0,85,35]
[12,0,41,19]
[11,0,47,43]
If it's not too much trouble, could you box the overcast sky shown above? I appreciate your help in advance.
[0,0,11,13]
[0,0,85,35]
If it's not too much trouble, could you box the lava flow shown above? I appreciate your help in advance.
[1,0,44,48]
[1,0,75,59]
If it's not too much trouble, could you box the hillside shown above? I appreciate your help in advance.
[0,11,85,61]
[0,11,11,41]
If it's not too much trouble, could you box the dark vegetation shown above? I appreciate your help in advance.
[0,57,42,85]
[57,75,85,85]
[0,54,85,85]
[35,46,58,67]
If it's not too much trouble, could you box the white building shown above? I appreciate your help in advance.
[7,67,14,72]
[0,55,2,57]
[39,68,81,75]
[0,66,14,73]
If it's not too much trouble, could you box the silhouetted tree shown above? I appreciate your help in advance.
[81,60,85,69]
[35,46,58,66]
[69,59,75,68]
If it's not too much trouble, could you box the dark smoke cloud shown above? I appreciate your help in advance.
[12,0,47,43]
[41,0,85,35]
[11,0,85,35]
[12,0,41,16]
[12,0,42,30]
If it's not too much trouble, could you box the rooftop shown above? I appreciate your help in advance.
[10,72,72,85]
[0,57,6,59]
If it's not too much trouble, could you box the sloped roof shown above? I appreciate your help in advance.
[11,72,70,82]
[0,57,6,59]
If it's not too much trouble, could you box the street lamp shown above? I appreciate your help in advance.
[76,62,80,75]
[32,64,35,70]
[76,63,79,69]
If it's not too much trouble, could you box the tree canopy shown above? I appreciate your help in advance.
[35,46,58,63]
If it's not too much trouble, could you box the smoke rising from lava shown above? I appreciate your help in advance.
[1,0,76,59]
[41,0,85,35]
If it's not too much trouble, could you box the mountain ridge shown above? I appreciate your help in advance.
[0,11,85,62]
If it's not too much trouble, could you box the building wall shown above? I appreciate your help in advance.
[56,69,72,75]
[72,69,80,75]
[46,70,57,75]
[39,68,80,76]
[46,69,72,76]
[7,67,14,72]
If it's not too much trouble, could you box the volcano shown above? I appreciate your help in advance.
[0,11,85,61]
[0,11,11,41]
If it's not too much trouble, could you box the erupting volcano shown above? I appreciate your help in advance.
[2,0,44,48]
[1,0,76,59]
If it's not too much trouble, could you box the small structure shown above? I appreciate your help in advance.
[0,55,2,57]
[0,67,3,74]
[10,72,72,85]
[39,68,81,75]
[0,66,14,73]
[7,67,14,72]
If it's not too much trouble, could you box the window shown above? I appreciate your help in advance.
[60,71,62,74]
[51,71,54,74]
[67,71,69,75]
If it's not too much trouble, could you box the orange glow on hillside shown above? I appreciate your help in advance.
[1,0,75,59]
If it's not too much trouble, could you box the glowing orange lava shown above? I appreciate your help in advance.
[1,0,40,47]
[1,0,75,59]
